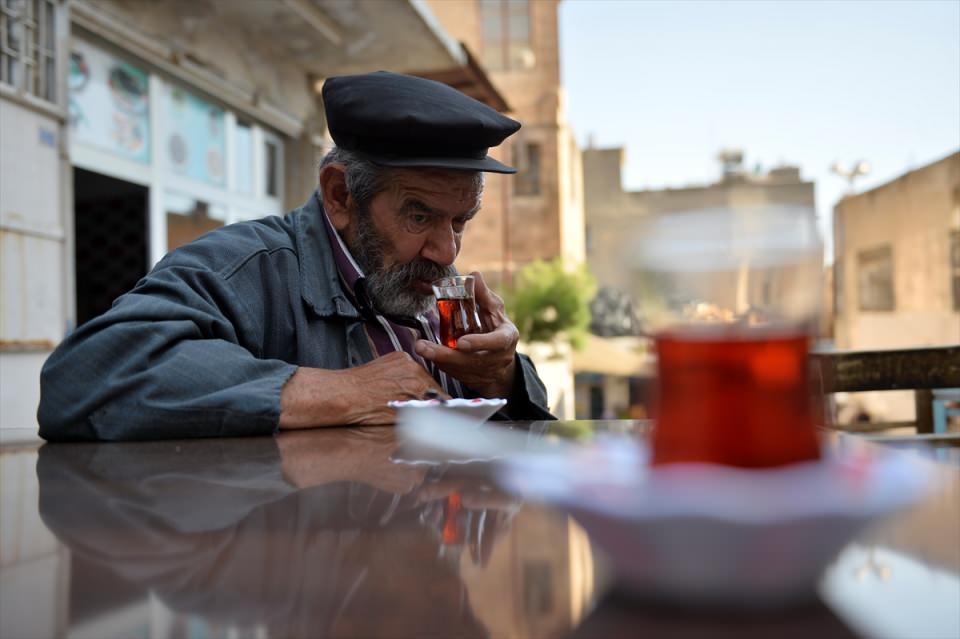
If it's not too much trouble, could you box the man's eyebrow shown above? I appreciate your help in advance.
[401,199,438,215]
[401,198,480,218]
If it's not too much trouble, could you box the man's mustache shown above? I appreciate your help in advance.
[390,257,456,285]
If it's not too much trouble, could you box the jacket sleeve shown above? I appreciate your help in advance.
[497,352,556,421]
[38,259,298,441]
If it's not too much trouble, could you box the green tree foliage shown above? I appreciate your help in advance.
[505,258,596,350]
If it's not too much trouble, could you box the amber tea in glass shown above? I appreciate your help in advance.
[433,275,482,348]
[653,327,820,467]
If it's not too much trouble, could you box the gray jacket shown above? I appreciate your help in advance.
[38,196,551,441]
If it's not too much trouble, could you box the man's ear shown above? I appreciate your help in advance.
[318,163,352,231]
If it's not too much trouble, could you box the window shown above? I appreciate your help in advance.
[0,0,57,102]
[69,41,150,164]
[833,259,843,316]
[951,230,960,311]
[513,142,541,196]
[857,245,894,312]
[480,0,535,71]
[233,121,253,194]
[264,139,279,197]
[164,85,226,186]
[165,192,227,252]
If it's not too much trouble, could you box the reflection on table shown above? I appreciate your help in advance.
[0,422,957,639]
[4,429,600,639]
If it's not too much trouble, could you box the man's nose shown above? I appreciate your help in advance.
[421,223,458,266]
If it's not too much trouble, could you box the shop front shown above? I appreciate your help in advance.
[67,38,287,322]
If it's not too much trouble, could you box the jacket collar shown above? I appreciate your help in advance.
[292,193,362,319]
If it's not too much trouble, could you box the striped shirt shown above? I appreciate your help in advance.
[318,200,464,398]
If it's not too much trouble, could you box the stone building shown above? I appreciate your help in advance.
[426,0,586,284]
[0,0,508,432]
[425,0,586,418]
[832,150,960,422]
[583,147,816,298]
[0,3,591,636]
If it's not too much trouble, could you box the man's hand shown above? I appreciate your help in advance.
[279,352,447,428]
[278,428,427,493]
[415,271,519,398]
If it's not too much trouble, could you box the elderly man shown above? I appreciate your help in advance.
[39,71,552,441]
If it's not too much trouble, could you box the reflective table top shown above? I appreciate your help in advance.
[1,422,957,639]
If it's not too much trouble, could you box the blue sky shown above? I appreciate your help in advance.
[559,0,960,260]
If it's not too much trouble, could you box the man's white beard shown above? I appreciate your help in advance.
[350,211,455,317]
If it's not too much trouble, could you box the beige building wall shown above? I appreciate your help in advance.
[1,1,71,432]
[832,151,960,421]
[833,151,960,350]
[1,100,68,431]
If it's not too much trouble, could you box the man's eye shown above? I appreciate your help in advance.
[411,214,430,225]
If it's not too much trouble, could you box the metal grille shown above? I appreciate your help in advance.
[0,0,57,102]
[74,169,149,326]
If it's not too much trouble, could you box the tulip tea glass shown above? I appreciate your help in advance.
[632,206,824,468]
[432,275,483,349]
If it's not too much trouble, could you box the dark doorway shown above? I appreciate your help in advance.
[73,168,149,326]
[589,385,604,419]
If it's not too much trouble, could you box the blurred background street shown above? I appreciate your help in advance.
[1,0,957,428]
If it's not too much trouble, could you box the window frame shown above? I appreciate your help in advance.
[950,229,960,312]
[261,128,285,202]
[0,0,58,103]
[856,244,895,312]
[833,258,843,316]
[479,0,535,72]
[513,141,542,197]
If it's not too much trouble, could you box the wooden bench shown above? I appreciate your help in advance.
[810,345,960,434]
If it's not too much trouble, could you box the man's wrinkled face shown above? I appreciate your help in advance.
[348,169,482,317]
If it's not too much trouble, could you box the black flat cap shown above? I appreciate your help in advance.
[322,71,520,174]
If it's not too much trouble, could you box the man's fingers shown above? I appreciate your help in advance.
[363,351,451,401]
[415,340,468,364]
[456,322,518,352]
[470,271,504,312]
[415,339,512,369]
[470,271,492,303]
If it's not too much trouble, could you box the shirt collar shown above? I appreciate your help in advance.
[317,193,366,301]
[292,193,361,319]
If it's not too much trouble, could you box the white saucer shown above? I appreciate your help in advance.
[390,397,507,428]
[497,437,941,608]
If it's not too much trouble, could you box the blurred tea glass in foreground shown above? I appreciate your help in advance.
[432,275,482,349]
[632,206,824,467]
